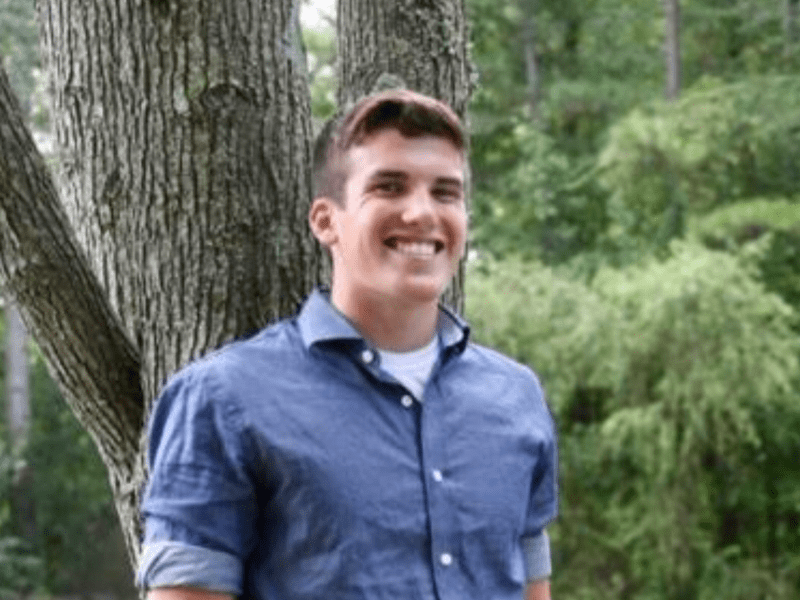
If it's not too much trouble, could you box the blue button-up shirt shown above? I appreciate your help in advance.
[138,290,558,600]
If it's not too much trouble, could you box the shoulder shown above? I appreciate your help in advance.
[449,341,553,428]
[146,318,304,460]
[182,316,302,380]
[200,317,302,374]
[152,318,302,417]
[460,341,543,390]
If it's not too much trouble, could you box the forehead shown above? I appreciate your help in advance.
[344,129,465,180]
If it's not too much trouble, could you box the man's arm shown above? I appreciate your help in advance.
[138,368,255,595]
[148,587,234,600]
[525,578,551,600]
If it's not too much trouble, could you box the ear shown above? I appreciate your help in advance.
[309,197,339,248]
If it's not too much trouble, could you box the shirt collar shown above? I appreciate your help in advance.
[297,288,470,355]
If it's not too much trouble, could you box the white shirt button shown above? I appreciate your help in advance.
[400,394,414,408]
[432,469,443,482]
[361,349,375,364]
[440,552,453,566]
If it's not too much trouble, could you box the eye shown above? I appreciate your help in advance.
[372,180,405,196]
[432,186,463,203]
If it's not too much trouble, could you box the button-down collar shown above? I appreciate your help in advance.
[297,288,469,357]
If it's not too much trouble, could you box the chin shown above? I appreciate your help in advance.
[393,282,446,305]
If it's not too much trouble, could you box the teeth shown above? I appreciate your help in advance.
[394,240,437,256]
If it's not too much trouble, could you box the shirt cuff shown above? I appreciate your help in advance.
[522,530,552,581]
[137,540,243,593]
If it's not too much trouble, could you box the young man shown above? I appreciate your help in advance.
[137,89,558,600]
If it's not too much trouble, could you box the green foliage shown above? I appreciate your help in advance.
[0,308,129,595]
[26,350,127,593]
[0,537,43,597]
[466,0,676,263]
[690,197,800,319]
[0,440,43,595]
[302,24,337,123]
[467,0,800,264]
[598,76,800,251]
[682,0,800,80]
[467,0,529,117]
[0,0,39,116]
[589,243,799,599]
[593,241,797,449]
[471,122,608,262]
[575,0,661,81]
[469,0,664,153]
[465,256,612,411]
[752,229,800,318]
[690,197,800,242]
[466,245,800,599]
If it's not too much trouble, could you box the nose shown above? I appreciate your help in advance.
[400,186,436,226]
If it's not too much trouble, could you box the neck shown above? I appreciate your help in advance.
[331,289,439,352]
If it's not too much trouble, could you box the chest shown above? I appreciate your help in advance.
[238,360,544,540]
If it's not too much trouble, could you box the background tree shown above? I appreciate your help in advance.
[663,0,681,100]
[519,0,541,117]
[0,0,39,117]
[462,0,800,597]
[0,0,472,575]
[785,0,799,57]
[3,301,34,544]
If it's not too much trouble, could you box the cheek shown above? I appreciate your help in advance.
[456,221,469,258]
[450,212,468,244]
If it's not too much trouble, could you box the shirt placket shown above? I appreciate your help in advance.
[356,341,464,600]
[418,367,462,600]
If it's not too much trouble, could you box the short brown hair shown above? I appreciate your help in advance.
[313,89,465,204]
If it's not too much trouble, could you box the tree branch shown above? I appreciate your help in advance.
[0,59,143,465]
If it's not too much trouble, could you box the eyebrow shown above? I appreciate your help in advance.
[369,170,408,181]
[433,177,464,190]
[368,170,464,189]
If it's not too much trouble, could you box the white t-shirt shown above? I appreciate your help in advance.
[377,334,439,401]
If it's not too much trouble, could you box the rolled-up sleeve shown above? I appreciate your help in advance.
[522,530,552,581]
[138,538,242,592]
[137,365,257,593]
[523,374,559,533]
[521,372,558,582]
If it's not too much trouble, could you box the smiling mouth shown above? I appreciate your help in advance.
[384,237,444,256]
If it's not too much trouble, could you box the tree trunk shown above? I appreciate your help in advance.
[1,0,322,569]
[519,0,540,118]
[336,0,473,313]
[786,0,799,58]
[663,0,681,101]
[660,0,683,245]
[4,300,36,543]
[5,301,30,453]
[37,0,322,402]
[0,0,474,579]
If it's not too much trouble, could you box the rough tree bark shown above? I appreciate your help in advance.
[337,0,473,313]
[0,0,472,576]
[1,0,321,568]
[1,63,144,559]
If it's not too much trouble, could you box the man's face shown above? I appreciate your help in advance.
[320,128,467,310]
